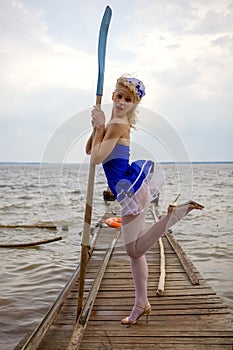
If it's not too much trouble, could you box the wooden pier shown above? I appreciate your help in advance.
[15,204,233,350]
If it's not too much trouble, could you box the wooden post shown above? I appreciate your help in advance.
[151,205,166,296]
[77,162,96,316]
[156,237,166,296]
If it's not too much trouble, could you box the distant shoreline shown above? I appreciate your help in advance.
[1,161,233,165]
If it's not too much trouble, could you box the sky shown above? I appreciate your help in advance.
[0,0,233,162]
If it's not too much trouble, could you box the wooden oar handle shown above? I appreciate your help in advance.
[96,95,102,106]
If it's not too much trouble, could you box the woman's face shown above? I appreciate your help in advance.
[112,86,135,118]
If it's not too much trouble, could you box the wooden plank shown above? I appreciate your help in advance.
[165,231,200,285]
[95,288,218,298]
[85,321,233,331]
[0,236,62,248]
[80,337,233,345]
[83,329,233,337]
[0,224,57,230]
[80,345,232,350]
[93,299,226,307]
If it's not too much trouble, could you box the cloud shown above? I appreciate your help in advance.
[191,10,233,35]
[111,0,233,103]
[0,0,98,94]
[211,34,233,48]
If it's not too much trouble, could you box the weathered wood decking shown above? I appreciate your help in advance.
[16,204,233,350]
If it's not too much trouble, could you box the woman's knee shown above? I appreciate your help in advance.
[125,243,142,259]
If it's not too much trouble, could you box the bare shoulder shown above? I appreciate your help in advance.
[105,121,130,141]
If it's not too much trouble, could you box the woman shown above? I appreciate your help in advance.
[86,75,204,325]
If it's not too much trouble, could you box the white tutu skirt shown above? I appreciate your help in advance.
[119,169,166,217]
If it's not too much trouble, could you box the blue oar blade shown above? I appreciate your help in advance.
[96,6,112,97]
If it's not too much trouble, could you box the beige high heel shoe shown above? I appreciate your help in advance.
[121,303,152,325]
[168,194,204,220]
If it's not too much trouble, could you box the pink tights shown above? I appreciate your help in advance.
[121,203,194,322]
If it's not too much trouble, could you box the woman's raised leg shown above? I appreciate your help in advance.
[122,201,203,259]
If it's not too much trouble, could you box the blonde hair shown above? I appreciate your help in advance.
[115,75,145,127]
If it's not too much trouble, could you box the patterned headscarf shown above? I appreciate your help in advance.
[116,76,146,102]
[125,77,146,99]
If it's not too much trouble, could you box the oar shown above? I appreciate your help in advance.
[77,6,112,318]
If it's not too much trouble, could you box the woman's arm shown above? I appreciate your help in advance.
[85,130,95,155]
[86,105,129,164]
[90,123,122,165]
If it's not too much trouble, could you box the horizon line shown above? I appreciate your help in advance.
[1,160,233,165]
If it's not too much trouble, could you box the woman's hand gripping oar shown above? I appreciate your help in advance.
[77,6,112,319]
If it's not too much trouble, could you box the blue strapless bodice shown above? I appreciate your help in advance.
[102,143,154,202]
